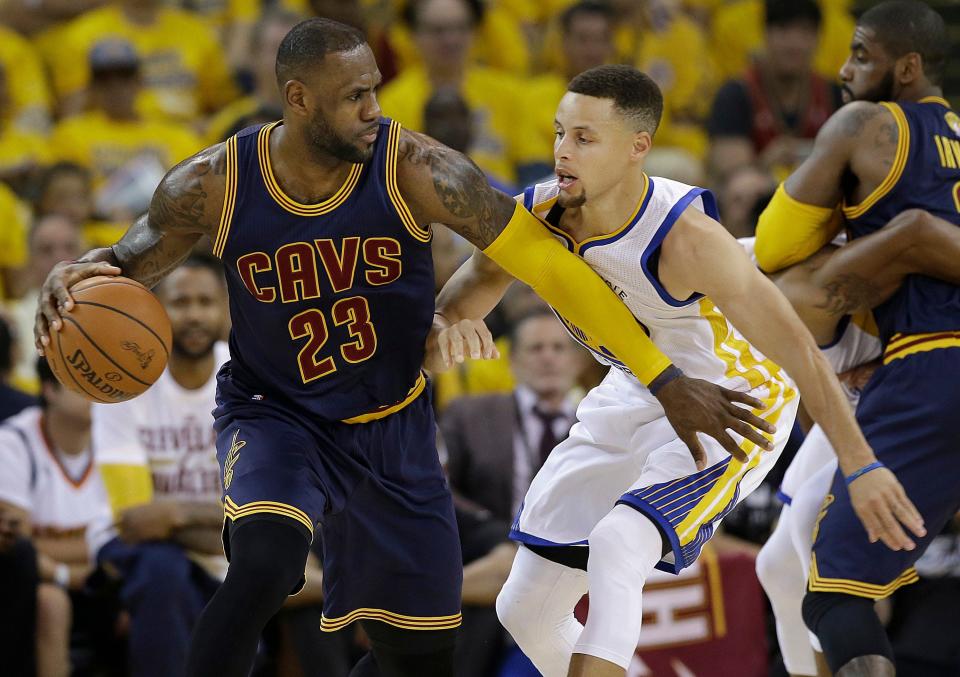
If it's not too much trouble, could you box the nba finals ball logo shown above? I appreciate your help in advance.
[945,111,960,137]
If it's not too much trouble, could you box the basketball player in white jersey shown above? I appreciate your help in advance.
[0,357,111,677]
[429,65,921,677]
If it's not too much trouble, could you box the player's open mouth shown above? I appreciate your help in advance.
[360,129,378,143]
[557,173,578,190]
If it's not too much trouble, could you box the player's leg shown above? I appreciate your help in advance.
[804,349,960,674]
[35,583,71,677]
[495,545,588,677]
[569,505,667,676]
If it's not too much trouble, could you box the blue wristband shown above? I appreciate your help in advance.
[649,365,684,397]
[845,461,885,486]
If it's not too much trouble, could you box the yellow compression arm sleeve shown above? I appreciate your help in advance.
[99,464,154,515]
[483,202,672,386]
[755,184,844,273]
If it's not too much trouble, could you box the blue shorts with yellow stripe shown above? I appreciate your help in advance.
[810,335,960,599]
[213,368,462,632]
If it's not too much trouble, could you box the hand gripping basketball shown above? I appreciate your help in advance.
[35,258,122,354]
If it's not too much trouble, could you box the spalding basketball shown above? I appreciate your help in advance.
[45,276,172,403]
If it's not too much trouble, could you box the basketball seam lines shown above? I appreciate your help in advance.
[61,316,152,387]
[71,301,170,358]
[53,330,112,403]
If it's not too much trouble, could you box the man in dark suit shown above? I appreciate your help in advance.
[442,308,584,523]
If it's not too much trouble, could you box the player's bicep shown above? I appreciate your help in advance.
[395,130,516,249]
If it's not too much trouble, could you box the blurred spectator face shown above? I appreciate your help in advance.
[310,0,365,29]
[838,26,896,105]
[554,92,642,209]
[719,166,776,238]
[254,15,301,99]
[89,40,142,120]
[765,19,819,80]
[156,265,227,361]
[29,215,83,289]
[424,87,472,153]
[413,0,477,70]
[37,167,94,226]
[511,315,580,400]
[42,376,91,425]
[562,9,615,77]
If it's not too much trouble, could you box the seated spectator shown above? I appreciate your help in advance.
[33,162,126,248]
[0,64,49,196]
[0,24,52,134]
[0,357,113,677]
[49,40,202,221]
[379,0,543,188]
[710,0,855,83]
[0,178,30,301]
[0,0,103,37]
[0,315,35,421]
[7,214,85,393]
[441,308,583,524]
[204,8,299,144]
[49,0,239,123]
[716,165,776,238]
[707,0,840,185]
[526,1,617,164]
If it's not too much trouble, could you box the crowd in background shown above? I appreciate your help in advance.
[0,0,959,676]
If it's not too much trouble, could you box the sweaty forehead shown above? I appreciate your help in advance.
[314,45,380,90]
[852,24,883,54]
[556,92,620,130]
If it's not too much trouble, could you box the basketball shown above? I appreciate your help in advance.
[44,276,172,403]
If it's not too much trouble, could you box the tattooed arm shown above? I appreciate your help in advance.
[773,209,960,343]
[35,144,226,353]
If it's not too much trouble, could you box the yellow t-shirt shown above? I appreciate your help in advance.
[0,127,49,175]
[0,25,52,134]
[378,66,541,185]
[0,182,29,299]
[433,336,515,412]
[525,73,566,166]
[203,95,260,145]
[50,5,240,122]
[711,0,856,82]
[49,111,202,188]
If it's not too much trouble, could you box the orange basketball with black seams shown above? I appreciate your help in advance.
[45,276,172,403]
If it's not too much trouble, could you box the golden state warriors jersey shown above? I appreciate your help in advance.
[843,96,960,342]
[213,118,435,422]
[521,176,796,409]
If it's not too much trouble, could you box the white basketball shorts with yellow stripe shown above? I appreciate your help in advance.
[509,366,798,574]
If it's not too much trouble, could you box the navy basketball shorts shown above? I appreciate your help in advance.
[810,342,960,599]
[212,379,462,632]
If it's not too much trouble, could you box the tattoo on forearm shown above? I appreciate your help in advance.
[398,135,515,248]
[815,273,884,315]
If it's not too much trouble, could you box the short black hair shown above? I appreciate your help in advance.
[274,18,366,87]
[560,0,615,34]
[402,0,484,30]
[859,0,947,86]
[567,64,663,135]
[35,161,90,200]
[176,252,225,285]
[764,0,821,30]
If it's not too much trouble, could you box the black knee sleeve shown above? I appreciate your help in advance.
[360,620,457,677]
[802,591,893,673]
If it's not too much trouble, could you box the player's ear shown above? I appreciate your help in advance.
[630,130,652,161]
[897,52,923,86]
[283,79,309,117]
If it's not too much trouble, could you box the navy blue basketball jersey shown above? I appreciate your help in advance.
[843,96,960,342]
[212,118,435,422]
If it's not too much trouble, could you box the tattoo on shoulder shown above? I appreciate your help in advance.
[397,131,515,248]
[840,104,883,138]
[148,145,226,239]
[815,273,884,316]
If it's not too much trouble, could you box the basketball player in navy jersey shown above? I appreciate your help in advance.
[756,2,960,674]
[31,19,787,677]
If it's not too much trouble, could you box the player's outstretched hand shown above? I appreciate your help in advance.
[424,315,500,373]
[655,375,776,470]
[35,258,121,356]
[848,467,925,551]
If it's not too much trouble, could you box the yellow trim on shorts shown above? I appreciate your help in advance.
[223,496,314,534]
[842,103,910,220]
[320,608,462,633]
[808,553,919,600]
[385,120,431,243]
[341,371,426,424]
[883,331,960,365]
[257,122,362,217]
[212,135,238,258]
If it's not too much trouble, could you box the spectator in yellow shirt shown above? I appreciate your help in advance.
[379,0,545,188]
[0,64,49,197]
[525,1,616,165]
[0,182,29,301]
[34,162,130,249]
[0,24,52,135]
[50,0,240,123]
[49,41,203,223]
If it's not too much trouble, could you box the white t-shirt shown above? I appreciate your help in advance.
[0,406,111,558]
[92,342,229,504]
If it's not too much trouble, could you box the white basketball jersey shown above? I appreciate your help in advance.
[92,342,229,504]
[522,176,794,402]
[0,407,111,553]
